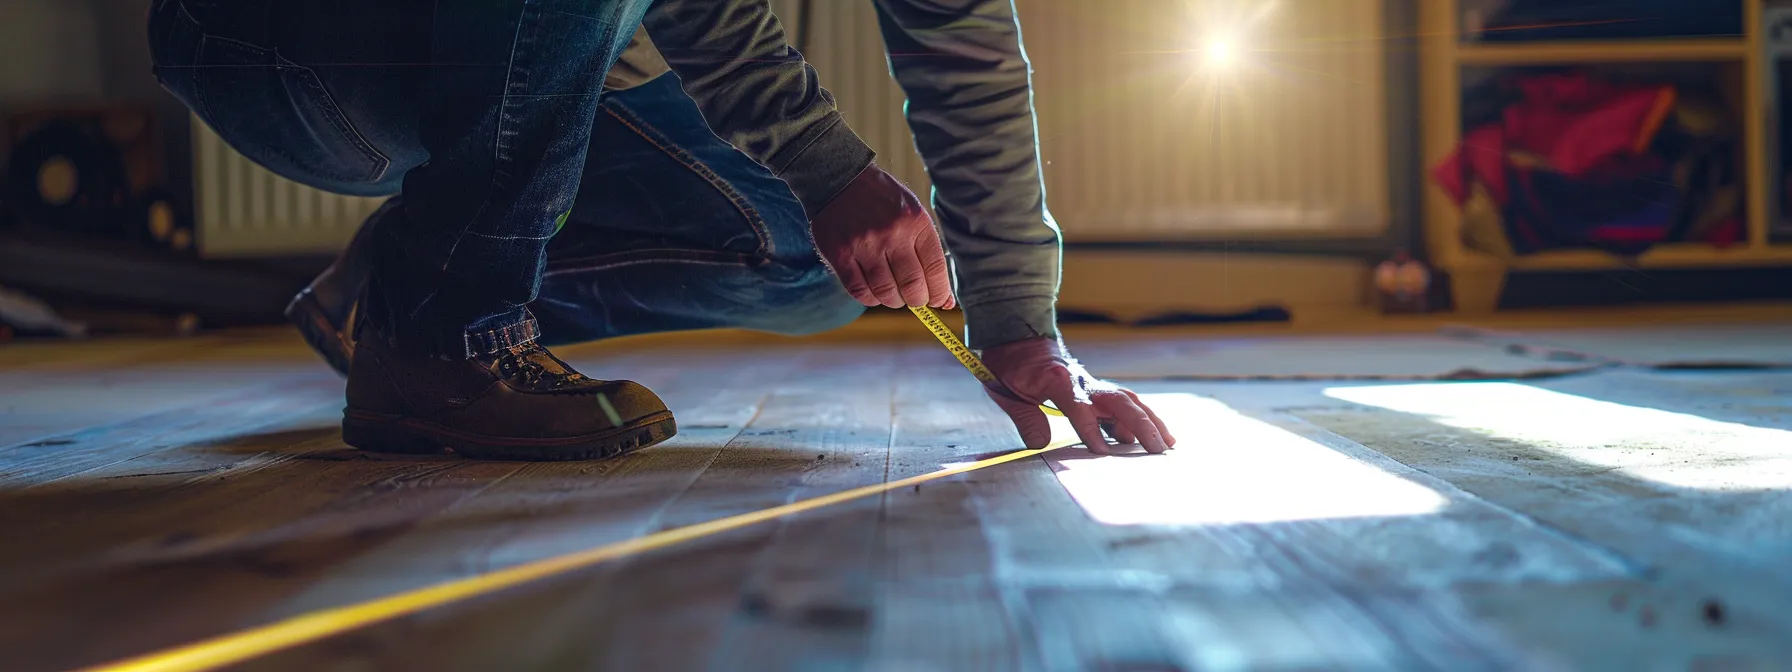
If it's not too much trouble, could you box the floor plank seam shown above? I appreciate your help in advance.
[965,458,1060,671]
[35,399,344,491]
[1265,412,1648,580]
[0,373,339,457]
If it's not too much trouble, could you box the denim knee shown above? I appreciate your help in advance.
[751,262,864,337]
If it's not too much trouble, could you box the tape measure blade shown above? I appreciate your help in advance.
[910,307,1064,417]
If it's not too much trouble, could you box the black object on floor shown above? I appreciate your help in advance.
[1056,308,1121,325]
[1131,306,1292,327]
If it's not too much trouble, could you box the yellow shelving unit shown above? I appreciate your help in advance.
[1455,38,1749,66]
[1420,0,1790,313]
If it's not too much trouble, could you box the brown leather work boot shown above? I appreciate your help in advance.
[287,289,357,376]
[286,200,386,377]
[342,333,677,461]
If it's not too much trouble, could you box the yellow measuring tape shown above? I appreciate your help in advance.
[80,308,1074,672]
[907,306,1065,417]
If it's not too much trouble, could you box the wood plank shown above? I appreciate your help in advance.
[870,581,1021,672]
[1109,374,1792,664]
[0,374,348,594]
[705,346,899,672]
[0,399,347,593]
[562,344,898,671]
[1072,333,1591,381]
[0,376,341,486]
[0,337,535,669]
[23,331,1792,670]
[0,336,201,371]
[0,331,309,374]
[0,448,524,672]
[1021,588,1187,672]
[720,343,1061,671]
[260,346,800,615]
[1048,399,1633,588]
[996,389,1633,667]
[1453,322,1792,368]
[1536,368,1792,431]
[713,355,1596,669]
[251,345,898,671]
[1457,580,1792,670]
[0,367,321,450]
[1295,373,1792,637]
[1025,585,1536,672]
[0,333,326,449]
[1,346,715,671]
[868,346,1034,672]
[981,446,1502,671]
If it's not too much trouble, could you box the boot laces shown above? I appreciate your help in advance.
[493,344,589,391]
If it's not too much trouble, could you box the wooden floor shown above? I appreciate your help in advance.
[3,311,1792,671]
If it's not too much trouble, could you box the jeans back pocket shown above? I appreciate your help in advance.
[188,33,391,195]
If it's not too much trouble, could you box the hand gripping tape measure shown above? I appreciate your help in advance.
[908,306,1065,417]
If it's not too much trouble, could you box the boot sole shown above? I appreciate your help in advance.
[342,409,677,461]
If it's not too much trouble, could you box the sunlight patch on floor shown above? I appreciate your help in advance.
[1043,393,1448,526]
[1324,382,1792,491]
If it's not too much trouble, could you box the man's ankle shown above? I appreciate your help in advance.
[366,308,542,361]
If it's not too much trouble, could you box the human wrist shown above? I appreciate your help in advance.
[963,294,1058,351]
[775,115,877,218]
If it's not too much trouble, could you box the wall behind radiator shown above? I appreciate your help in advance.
[0,0,107,106]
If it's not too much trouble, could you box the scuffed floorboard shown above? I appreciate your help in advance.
[2,324,1791,670]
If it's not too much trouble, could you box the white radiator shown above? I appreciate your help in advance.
[194,0,1388,256]
[191,119,386,257]
[791,0,1390,242]
[1019,0,1390,241]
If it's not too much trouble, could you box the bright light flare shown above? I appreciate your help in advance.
[1186,0,1278,73]
[1201,35,1240,70]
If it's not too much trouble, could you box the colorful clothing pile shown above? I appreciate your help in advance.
[1433,73,1742,256]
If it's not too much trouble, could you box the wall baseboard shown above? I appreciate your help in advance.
[1058,250,1371,323]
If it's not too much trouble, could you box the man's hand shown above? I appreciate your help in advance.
[982,337,1175,454]
[811,164,955,309]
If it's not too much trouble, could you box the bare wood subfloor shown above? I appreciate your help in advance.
[2,322,1791,671]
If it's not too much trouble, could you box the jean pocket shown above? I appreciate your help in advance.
[190,35,390,191]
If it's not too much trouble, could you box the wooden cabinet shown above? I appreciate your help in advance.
[1419,0,1792,313]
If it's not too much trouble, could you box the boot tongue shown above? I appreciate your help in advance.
[486,343,594,391]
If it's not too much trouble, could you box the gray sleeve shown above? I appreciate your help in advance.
[603,28,671,92]
[641,0,876,217]
[871,0,1061,349]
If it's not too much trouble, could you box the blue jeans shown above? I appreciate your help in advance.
[147,0,859,351]
[532,74,864,344]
